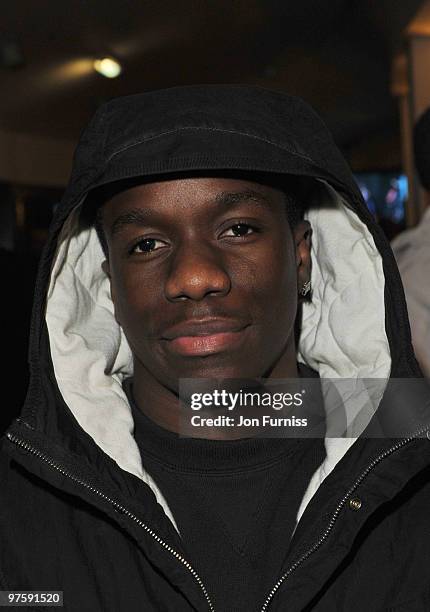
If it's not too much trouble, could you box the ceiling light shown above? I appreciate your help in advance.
[93,57,122,79]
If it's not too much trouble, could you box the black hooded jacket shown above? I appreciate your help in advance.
[1,85,430,612]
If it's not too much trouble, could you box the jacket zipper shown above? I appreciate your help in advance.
[5,432,215,612]
[7,426,430,612]
[259,424,430,611]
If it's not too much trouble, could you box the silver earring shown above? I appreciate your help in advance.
[300,280,311,297]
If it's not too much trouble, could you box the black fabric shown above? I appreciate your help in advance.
[124,376,326,612]
[1,85,430,612]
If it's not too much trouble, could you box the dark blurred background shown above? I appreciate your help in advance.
[1,0,430,431]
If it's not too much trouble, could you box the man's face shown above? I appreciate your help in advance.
[101,176,309,388]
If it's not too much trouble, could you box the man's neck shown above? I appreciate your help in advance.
[131,340,299,439]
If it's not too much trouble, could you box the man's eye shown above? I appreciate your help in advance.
[130,238,166,255]
[221,223,258,238]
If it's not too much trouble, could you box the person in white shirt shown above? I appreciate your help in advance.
[392,107,430,376]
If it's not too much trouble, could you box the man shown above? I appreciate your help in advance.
[1,85,430,611]
[392,107,430,376]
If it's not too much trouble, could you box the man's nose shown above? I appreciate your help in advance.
[164,242,231,301]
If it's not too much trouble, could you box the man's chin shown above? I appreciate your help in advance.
[166,355,264,382]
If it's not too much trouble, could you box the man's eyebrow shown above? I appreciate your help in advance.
[110,208,148,237]
[214,190,271,208]
[109,190,271,236]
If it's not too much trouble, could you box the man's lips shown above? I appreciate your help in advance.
[161,319,250,356]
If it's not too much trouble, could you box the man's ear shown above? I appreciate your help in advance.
[293,220,312,299]
[101,260,121,324]
[101,259,111,279]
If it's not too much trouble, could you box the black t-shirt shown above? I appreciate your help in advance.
[124,373,326,612]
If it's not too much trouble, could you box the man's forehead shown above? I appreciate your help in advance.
[98,172,286,201]
[88,171,306,240]
[101,177,286,239]
[97,173,289,217]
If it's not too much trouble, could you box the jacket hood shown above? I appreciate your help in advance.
[17,85,423,527]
